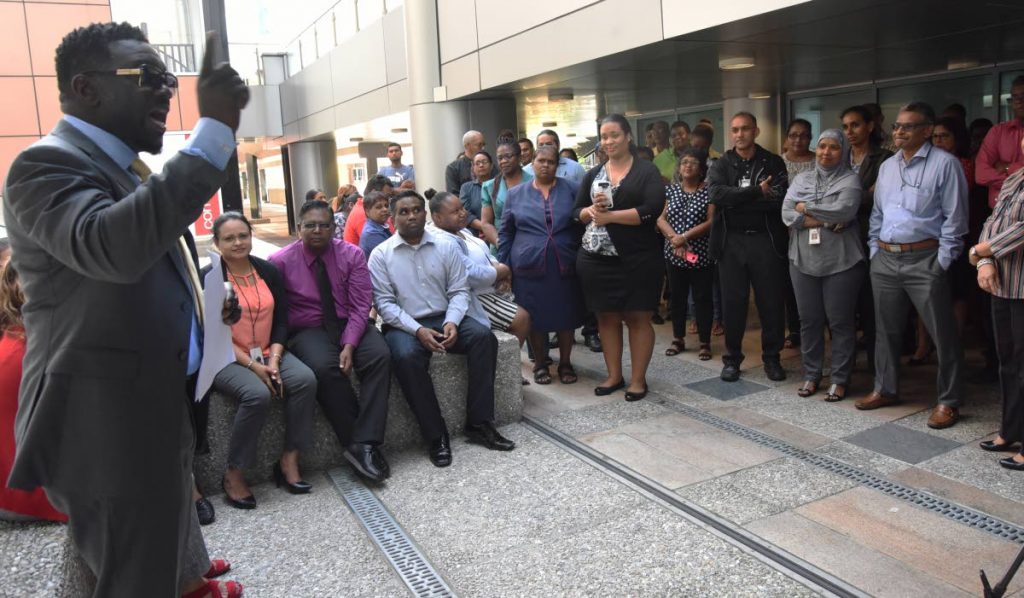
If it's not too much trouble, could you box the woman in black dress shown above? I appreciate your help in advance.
[574,114,667,401]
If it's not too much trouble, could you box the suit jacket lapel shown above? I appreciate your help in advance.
[52,121,137,196]
[52,120,196,295]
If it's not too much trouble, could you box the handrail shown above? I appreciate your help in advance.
[153,43,197,74]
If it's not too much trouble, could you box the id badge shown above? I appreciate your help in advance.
[739,177,751,188]
[808,228,821,245]
[249,346,265,365]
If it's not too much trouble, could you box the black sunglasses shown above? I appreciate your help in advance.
[83,65,178,91]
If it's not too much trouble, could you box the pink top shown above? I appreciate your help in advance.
[230,272,275,356]
[976,119,1024,208]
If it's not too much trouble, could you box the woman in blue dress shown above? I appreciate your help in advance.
[499,145,585,385]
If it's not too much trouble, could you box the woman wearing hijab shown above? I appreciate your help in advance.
[781,129,865,402]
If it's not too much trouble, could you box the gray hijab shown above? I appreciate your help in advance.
[788,128,858,203]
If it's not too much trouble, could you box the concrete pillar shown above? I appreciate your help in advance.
[722,97,781,154]
[245,153,262,220]
[286,139,338,217]
[404,0,517,194]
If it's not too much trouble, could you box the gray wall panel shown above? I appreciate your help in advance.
[437,0,478,64]
[474,0,598,48]
[329,21,389,106]
[383,8,408,84]
[441,52,481,99]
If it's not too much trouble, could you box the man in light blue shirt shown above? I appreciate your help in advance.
[859,101,967,428]
[2,23,248,594]
[369,190,515,468]
[523,129,586,184]
[378,142,415,186]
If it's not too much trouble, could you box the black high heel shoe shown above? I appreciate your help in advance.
[273,462,312,494]
[221,477,256,510]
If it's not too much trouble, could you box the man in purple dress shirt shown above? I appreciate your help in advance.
[269,200,392,482]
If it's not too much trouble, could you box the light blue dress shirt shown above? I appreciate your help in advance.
[868,142,968,269]
[63,115,236,374]
[523,156,586,185]
[367,228,471,335]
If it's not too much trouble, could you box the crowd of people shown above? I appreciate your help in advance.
[1,19,1023,598]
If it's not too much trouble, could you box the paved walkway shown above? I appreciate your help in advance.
[3,217,1022,596]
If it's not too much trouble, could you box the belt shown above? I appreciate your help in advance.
[877,239,939,253]
[739,229,767,235]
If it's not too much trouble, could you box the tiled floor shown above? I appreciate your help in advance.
[843,422,963,464]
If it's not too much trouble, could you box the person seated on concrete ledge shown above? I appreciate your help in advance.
[270,200,393,483]
[369,190,515,467]
[425,189,533,383]
[201,212,317,510]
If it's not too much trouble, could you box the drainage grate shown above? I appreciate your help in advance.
[653,396,1024,545]
[327,468,455,598]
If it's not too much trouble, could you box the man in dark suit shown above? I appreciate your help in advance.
[3,23,248,596]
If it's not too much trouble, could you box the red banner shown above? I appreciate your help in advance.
[193,190,222,237]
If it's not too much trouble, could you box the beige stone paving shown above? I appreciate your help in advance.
[747,511,973,598]
[792,487,1024,595]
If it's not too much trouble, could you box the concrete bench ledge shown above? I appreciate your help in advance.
[193,330,523,491]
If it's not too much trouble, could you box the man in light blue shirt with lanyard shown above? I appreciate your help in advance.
[858,101,968,429]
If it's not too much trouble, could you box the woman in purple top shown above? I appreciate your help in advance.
[499,146,585,385]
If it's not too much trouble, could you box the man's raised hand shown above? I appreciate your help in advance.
[197,31,250,131]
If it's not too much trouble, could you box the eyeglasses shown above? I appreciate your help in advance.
[301,222,333,231]
[892,122,931,132]
[83,65,178,91]
[1011,93,1024,103]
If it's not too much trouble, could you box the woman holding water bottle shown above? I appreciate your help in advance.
[657,148,716,361]
[575,114,667,401]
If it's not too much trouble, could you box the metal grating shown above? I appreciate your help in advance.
[328,468,455,598]
[654,397,1024,545]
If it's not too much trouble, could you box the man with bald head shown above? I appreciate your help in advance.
[446,130,497,193]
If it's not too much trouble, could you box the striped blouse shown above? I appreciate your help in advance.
[979,168,1024,299]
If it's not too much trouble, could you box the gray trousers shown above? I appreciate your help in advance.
[790,262,864,385]
[212,352,316,469]
[870,248,964,406]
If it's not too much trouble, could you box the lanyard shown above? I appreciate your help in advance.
[229,269,262,348]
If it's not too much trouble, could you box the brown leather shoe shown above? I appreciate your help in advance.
[927,405,959,429]
[854,391,899,410]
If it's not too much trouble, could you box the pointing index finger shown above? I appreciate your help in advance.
[200,31,219,79]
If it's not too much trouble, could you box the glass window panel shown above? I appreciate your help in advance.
[790,89,875,144]
[878,74,994,132]
[676,108,725,155]
[999,70,1024,123]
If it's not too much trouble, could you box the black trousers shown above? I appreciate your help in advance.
[717,231,787,365]
[288,324,391,446]
[668,264,714,343]
[383,316,497,441]
[993,296,1024,443]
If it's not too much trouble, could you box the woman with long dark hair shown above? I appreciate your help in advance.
[574,114,667,401]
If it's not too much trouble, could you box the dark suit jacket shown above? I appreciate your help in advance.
[2,119,225,497]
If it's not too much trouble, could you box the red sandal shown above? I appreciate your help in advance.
[206,558,231,578]
[182,579,244,598]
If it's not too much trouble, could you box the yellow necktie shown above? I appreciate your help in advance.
[130,159,205,327]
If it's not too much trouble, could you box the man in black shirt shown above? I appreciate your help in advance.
[707,112,790,382]
[445,130,497,193]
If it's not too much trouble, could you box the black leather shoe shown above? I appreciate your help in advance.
[764,360,787,381]
[625,384,648,402]
[981,440,1019,452]
[375,449,391,479]
[584,334,603,353]
[273,462,312,494]
[429,432,453,467]
[594,379,625,396]
[998,455,1024,471]
[720,363,740,382]
[345,443,387,483]
[465,421,515,451]
[195,497,215,525]
[221,478,256,510]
